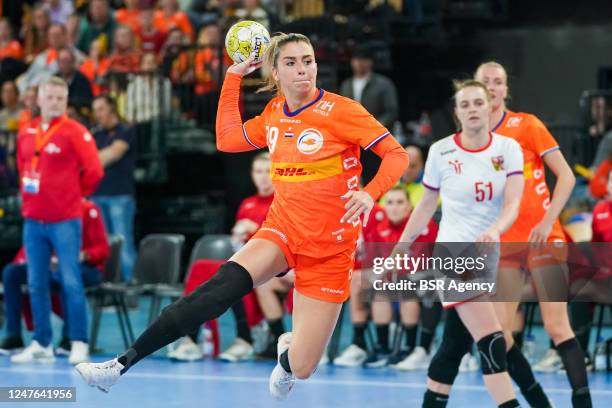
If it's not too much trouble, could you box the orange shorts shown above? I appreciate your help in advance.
[500,229,568,270]
[253,218,355,303]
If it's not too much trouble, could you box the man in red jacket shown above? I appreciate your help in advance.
[13,76,103,365]
[0,199,109,357]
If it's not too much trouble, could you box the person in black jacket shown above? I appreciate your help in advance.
[56,47,94,117]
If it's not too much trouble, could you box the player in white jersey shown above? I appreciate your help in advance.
[394,80,525,408]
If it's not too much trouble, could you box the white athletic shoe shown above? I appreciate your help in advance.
[219,338,255,362]
[10,340,55,364]
[333,344,368,367]
[269,332,295,400]
[459,353,479,372]
[68,341,90,365]
[394,346,431,371]
[167,336,203,361]
[533,348,562,373]
[75,358,124,393]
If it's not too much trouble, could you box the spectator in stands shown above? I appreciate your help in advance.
[107,25,141,74]
[589,152,612,200]
[124,52,170,165]
[125,52,172,124]
[0,199,109,357]
[57,47,94,116]
[160,28,193,113]
[43,0,74,25]
[194,23,231,129]
[115,0,142,33]
[154,0,194,41]
[17,86,38,129]
[91,94,137,282]
[80,38,110,96]
[21,5,50,63]
[12,77,103,365]
[66,14,82,48]
[137,6,165,55]
[77,0,117,54]
[17,24,84,94]
[0,81,23,131]
[235,0,270,29]
[340,45,398,129]
[0,18,24,62]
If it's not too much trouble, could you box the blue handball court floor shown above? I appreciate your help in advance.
[1,299,610,407]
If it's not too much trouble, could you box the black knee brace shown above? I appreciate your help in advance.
[163,261,254,334]
[477,331,507,375]
[428,309,473,385]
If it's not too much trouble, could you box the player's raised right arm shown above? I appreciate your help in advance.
[216,56,265,152]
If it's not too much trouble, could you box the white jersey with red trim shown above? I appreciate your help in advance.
[422,132,523,242]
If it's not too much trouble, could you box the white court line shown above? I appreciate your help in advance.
[1,367,611,396]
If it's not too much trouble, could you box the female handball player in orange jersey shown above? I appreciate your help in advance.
[476,61,592,408]
[75,32,408,400]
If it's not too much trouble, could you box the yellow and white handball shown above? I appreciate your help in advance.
[225,20,271,64]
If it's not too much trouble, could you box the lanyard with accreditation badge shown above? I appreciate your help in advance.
[22,115,66,194]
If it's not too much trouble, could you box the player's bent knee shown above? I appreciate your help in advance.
[477,331,507,375]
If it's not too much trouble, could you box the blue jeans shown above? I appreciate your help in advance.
[2,262,101,339]
[91,195,136,282]
[24,218,88,346]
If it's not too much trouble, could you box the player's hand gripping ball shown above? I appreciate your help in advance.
[225,21,271,64]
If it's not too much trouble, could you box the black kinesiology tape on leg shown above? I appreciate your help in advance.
[118,261,253,373]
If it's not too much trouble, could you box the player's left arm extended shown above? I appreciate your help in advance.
[342,137,408,226]
[491,173,524,234]
[542,150,576,225]
[363,136,409,200]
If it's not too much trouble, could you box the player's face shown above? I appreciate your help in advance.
[273,41,317,96]
[475,65,507,110]
[37,84,67,119]
[384,191,412,224]
[252,159,273,194]
[454,86,491,132]
[607,169,612,198]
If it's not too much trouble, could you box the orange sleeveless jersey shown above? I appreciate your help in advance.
[243,89,392,257]
[494,110,565,242]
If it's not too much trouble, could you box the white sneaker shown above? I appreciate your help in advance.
[334,344,368,367]
[533,349,562,373]
[459,353,479,372]
[75,358,124,393]
[10,340,55,364]
[394,346,431,371]
[167,337,203,361]
[219,338,255,362]
[269,332,295,400]
[68,341,90,365]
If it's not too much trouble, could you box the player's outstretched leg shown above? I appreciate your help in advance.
[76,239,287,393]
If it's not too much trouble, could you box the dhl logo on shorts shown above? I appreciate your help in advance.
[271,155,343,182]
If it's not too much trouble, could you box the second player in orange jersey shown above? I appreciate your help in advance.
[476,61,591,408]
